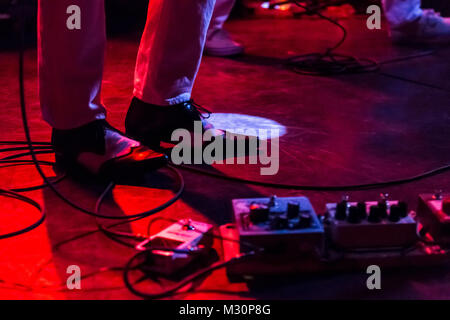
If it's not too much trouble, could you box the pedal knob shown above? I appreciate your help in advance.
[298,213,312,228]
[442,197,450,215]
[287,202,300,219]
[249,202,269,223]
[182,219,196,231]
[357,202,367,219]
[335,200,348,220]
[377,200,388,219]
[268,195,277,207]
[389,205,401,222]
[368,205,381,223]
[398,201,408,217]
[271,216,289,230]
[347,206,361,224]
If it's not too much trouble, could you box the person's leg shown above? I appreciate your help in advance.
[127,0,223,146]
[382,0,450,43]
[133,0,216,106]
[205,0,244,56]
[208,0,236,34]
[38,0,106,130]
[38,0,166,176]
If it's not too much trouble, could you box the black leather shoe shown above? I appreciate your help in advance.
[125,98,259,161]
[52,120,167,180]
[125,97,217,149]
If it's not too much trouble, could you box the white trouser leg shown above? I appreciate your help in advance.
[207,0,236,37]
[38,0,107,130]
[382,0,423,28]
[134,0,216,106]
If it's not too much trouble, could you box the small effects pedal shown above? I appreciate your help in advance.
[136,219,213,275]
[232,196,324,254]
[325,194,417,249]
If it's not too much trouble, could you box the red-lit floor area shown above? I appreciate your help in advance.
[1,15,450,299]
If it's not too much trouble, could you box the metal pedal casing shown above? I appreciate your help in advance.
[232,196,324,254]
[326,201,417,249]
[136,219,213,275]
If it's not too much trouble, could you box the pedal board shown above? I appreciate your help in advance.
[223,195,450,280]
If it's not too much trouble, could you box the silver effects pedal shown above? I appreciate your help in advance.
[136,219,213,275]
[232,196,324,254]
[325,194,417,249]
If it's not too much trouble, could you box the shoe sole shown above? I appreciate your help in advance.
[54,152,168,183]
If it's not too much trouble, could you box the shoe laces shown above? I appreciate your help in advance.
[187,100,211,119]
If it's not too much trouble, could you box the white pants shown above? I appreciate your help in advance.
[39,0,216,129]
[383,0,423,28]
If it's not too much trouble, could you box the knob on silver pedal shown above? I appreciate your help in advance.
[335,197,348,221]
[249,202,270,223]
[347,206,361,224]
[368,205,381,223]
[389,205,401,222]
[287,202,300,219]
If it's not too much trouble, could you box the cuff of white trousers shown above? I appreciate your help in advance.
[133,89,191,106]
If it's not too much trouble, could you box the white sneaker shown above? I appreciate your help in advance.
[205,29,244,56]
[390,9,450,44]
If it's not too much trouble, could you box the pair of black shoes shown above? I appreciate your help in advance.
[52,98,214,180]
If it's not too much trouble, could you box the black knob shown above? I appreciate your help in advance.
[287,202,300,219]
[389,205,401,222]
[378,200,388,219]
[298,213,312,228]
[347,206,361,224]
[335,200,348,220]
[368,205,381,223]
[271,216,289,230]
[249,202,269,224]
[398,201,408,218]
[357,202,367,219]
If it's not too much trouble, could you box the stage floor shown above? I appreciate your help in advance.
[0,15,449,299]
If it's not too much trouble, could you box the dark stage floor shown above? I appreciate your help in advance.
[0,15,450,299]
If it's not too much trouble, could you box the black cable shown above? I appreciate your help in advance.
[286,0,379,76]
[379,71,450,93]
[176,163,450,191]
[285,0,448,92]
[0,159,66,192]
[0,189,45,240]
[123,249,259,299]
